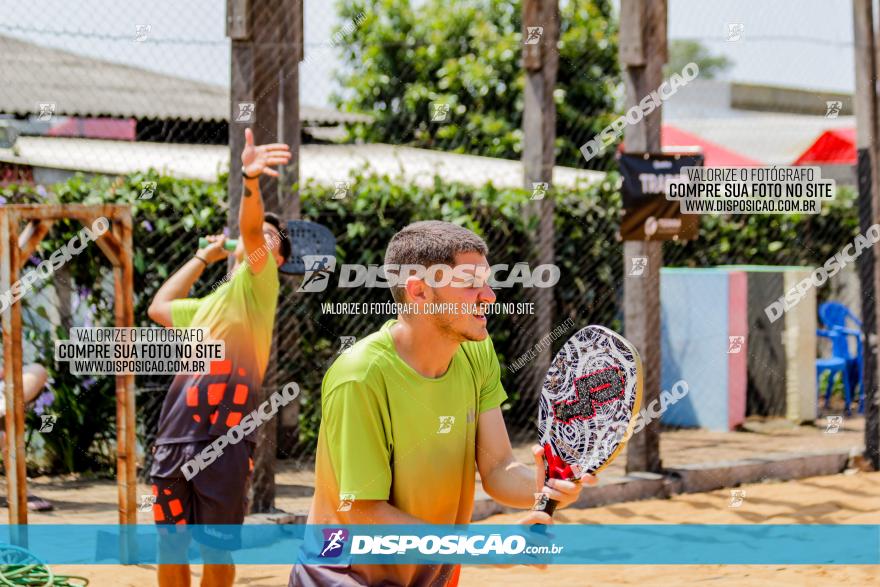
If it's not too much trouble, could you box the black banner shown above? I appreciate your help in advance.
[619,152,703,241]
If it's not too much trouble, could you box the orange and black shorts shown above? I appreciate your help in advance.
[150,439,254,548]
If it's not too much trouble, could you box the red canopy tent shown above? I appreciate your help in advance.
[792,128,856,165]
[661,124,763,167]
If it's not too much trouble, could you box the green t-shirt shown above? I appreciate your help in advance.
[310,319,507,520]
[155,259,278,445]
[299,319,507,586]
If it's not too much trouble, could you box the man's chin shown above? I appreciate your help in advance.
[461,327,489,342]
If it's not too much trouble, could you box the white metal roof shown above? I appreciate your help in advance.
[0,34,370,125]
[0,136,605,189]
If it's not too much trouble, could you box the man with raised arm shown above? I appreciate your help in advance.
[147,129,292,587]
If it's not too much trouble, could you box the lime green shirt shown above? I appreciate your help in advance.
[155,259,278,444]
[310,319,507,523]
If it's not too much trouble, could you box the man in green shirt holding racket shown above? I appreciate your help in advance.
[290,221,590,586]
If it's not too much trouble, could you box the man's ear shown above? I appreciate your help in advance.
[274,252,285,268]
[404,276,429,302]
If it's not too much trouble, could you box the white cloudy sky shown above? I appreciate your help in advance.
[0,0,857,110]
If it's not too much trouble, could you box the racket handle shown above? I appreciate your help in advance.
[531,498,558,535]
[199,237,237,251]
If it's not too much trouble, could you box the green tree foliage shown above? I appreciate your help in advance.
[664,40,733,80]
[332,0,621,169]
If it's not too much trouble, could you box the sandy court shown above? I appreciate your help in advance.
[43,470,880,586]
[20,416,866,524]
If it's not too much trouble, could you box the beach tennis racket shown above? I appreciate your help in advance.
[534,325,643,515]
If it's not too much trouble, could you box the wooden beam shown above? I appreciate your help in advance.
[623,0,666,474]
[89,223,124,268]
[521,0,559,415]
[0,208,28,529]
[17,220,53,269]
[228,0,302,513]
[7,203,128,222]
[112,212,137,531]
[853,0,880,469]
[0,203,136,539]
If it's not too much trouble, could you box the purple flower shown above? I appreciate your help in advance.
[0,195,6,205]
[33,390,55,416]
[82,377,96,390]
[29,255,41,266]
[141,220,154,232]
[35,185,48,198]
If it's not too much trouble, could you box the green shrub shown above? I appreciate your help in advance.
[1,174,860,469]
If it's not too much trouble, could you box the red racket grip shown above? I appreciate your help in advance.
[532,444,567,533]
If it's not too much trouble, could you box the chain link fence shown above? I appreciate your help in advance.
[0,0,866,483]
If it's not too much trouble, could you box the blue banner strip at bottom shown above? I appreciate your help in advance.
[0,525,877,565]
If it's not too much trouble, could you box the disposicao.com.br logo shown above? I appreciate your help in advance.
[297,256,561,293]
[349,533,561,556]
[319,528,349,558]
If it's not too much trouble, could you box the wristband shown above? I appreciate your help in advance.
[194,256,209,267]
[241,166,260,180]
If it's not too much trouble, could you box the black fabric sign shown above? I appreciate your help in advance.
[619,152,703,241]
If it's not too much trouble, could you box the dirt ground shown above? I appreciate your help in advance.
[19,415,865,523]
[45,470,880,586]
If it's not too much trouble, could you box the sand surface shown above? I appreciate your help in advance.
[45,470,880,586]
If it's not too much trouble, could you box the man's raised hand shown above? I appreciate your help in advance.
[241,128,291,179]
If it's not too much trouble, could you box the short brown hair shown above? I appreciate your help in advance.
[385,221,489,303]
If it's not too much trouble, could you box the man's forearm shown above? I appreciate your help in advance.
[240,176,264,238]
[153,257,206,304]
[481,459,538,509]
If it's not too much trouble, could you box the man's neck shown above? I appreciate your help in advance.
[390,318,460,379]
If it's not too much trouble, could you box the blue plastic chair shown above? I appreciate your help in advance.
[818,301,864,413]
[817,328,855,415]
